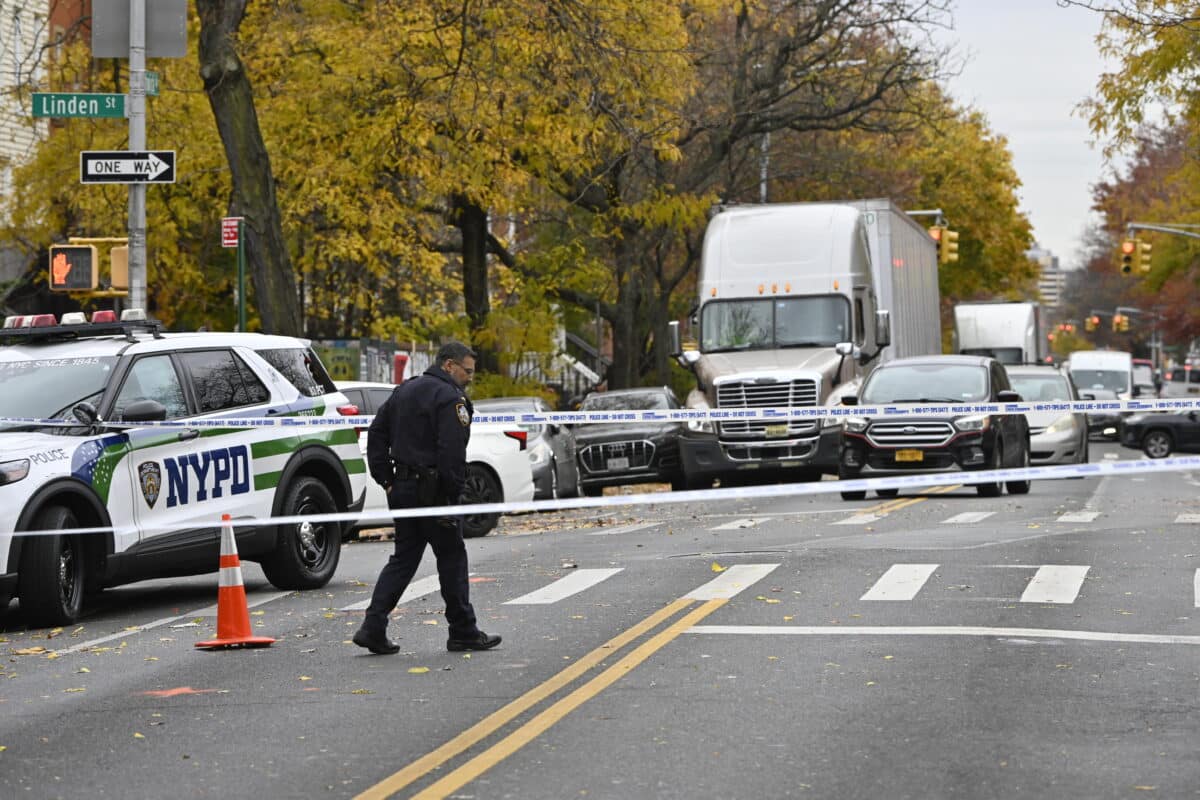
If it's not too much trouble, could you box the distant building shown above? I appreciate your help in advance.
[1028,244,1066,309]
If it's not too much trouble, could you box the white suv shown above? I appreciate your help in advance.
[0,311,368,626]
[336,381,534,538]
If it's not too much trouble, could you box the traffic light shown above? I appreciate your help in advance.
[1120,239,1136,275]
[1119,314,1130,332]
[110,245,129,290]
[940,228,960,265]
[929,226,943,261]
[48,245,98,292]
[1085,315,1099,332]
[1112,313,1129,332]
[1138,240,1152,272]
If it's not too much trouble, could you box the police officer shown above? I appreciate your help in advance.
[353,341,501,655]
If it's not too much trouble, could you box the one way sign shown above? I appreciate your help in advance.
[80,150,176,184]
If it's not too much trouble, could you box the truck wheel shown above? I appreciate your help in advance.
[261,477,341,590]
[838,466,866,501]
[18,506,86,627]
[461,464,501,538]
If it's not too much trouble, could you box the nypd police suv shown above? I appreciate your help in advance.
[0,310,368,626]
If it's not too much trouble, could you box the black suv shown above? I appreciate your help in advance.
[573,387,685,495]
[837,355,1031,500]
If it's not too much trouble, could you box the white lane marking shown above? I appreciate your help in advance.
[941,511,995,524]
[1020,565,1089,604]
[1057,511,1101,523]
[341,574,472,612]
[1195,569,1200,609]
[833,514,883,525]
[710,517,770,531]
[1175,514,1200,524]
[687,625,1200,646]
[686,564,780,600]
[860,564,939,601]
[56,614,186,655]
[588,522,662,537]
[191,590,291,617]
[503,568,624,605]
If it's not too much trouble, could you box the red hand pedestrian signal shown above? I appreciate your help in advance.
[47,245,98,292]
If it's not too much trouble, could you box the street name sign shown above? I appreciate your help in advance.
[33,93,125,119]
[80,151,176,184]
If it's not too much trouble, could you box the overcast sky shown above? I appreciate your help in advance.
[940,0,1115,270]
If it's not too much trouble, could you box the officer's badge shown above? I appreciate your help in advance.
[456,402,470,427]
[138,461,161,508]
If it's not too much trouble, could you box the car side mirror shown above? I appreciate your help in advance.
[875,310,891,348]
[841,395,859,406]
[72,401,99,425]
[121,399,168,422]
[668,320,682,358]
[1080,392,1095,401]
[996,390,1021,403]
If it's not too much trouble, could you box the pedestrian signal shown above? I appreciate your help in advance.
[1119,239,1136,275]
[48,245,98,292]
[110,246,129,290]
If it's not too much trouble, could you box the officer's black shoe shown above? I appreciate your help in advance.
[353,628,400,655]
[447,631,502,652]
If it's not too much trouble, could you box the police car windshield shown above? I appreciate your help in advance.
[0,356,118,427]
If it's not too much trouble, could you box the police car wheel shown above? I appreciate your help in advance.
[18,506,86,627]
[261,477,341,590]
[461,465,501,538]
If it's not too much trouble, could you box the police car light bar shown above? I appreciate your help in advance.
[0,309,162,344]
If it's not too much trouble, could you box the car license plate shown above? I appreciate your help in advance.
[765,423,789,438]
[606,456,630,471]
[895,449,924,463]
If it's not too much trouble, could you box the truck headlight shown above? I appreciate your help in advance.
[954,415,989,432]
[844,417,868,433]
[0,459,30,486]
[1045,414,1076,435]
[687,419,714,433]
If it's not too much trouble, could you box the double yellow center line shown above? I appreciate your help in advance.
[856,483,962,517]
[356,595,728,800]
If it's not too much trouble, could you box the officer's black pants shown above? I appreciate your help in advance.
[361,480,479,639]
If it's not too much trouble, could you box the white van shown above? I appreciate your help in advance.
[1068,350,1134,399]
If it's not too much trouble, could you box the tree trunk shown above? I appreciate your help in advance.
[197,0,301,336]
[452,194,498,373]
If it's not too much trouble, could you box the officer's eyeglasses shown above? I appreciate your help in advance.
[450,360,475,377]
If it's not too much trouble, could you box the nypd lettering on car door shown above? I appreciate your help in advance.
[142,445,252,507]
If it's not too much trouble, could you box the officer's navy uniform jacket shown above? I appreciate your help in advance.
[360,364,479,639]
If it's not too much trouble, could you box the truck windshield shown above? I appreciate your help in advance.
[1070,369,1128,393]
[0,356,119,427]
[700,296,850,353]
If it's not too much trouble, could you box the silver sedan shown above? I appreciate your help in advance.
[1007,366,1089,465]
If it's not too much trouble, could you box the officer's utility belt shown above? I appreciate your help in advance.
[394,464,437,482]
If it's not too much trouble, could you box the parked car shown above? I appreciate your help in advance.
[1005,365,1089,465]
[473,396,581,499]
[574,387,686,496]
[837,355,1031,500]
[1161,364,1200,399]
[1119,410,1200,458]
[335,381,535,538]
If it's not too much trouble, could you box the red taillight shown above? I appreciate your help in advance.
[337,404,359,416]
[91,310,117,323]
[29,314,57,327]
[504,430,528,451]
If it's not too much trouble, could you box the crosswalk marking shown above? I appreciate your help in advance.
[1057,511,1101,523]
[710,517,770,531]
[861,564,939,601]
[1020,565,1089,604]
[685,564,780,600]
[833,513,883,525]
[1175,514,1200,524]
[942,511,995,524]
[341,573,463,612]
[503,569,624,605]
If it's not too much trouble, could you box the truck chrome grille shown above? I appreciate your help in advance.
[579,440,654,474]
[866,421,955,447]
[716,379,818,437]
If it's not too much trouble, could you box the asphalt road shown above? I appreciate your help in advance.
[2,440,1198,799]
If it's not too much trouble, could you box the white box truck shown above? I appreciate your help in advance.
[668,200,940,487]
[953,301,1042,365]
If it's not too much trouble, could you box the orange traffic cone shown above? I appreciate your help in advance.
[195,515,275,650]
